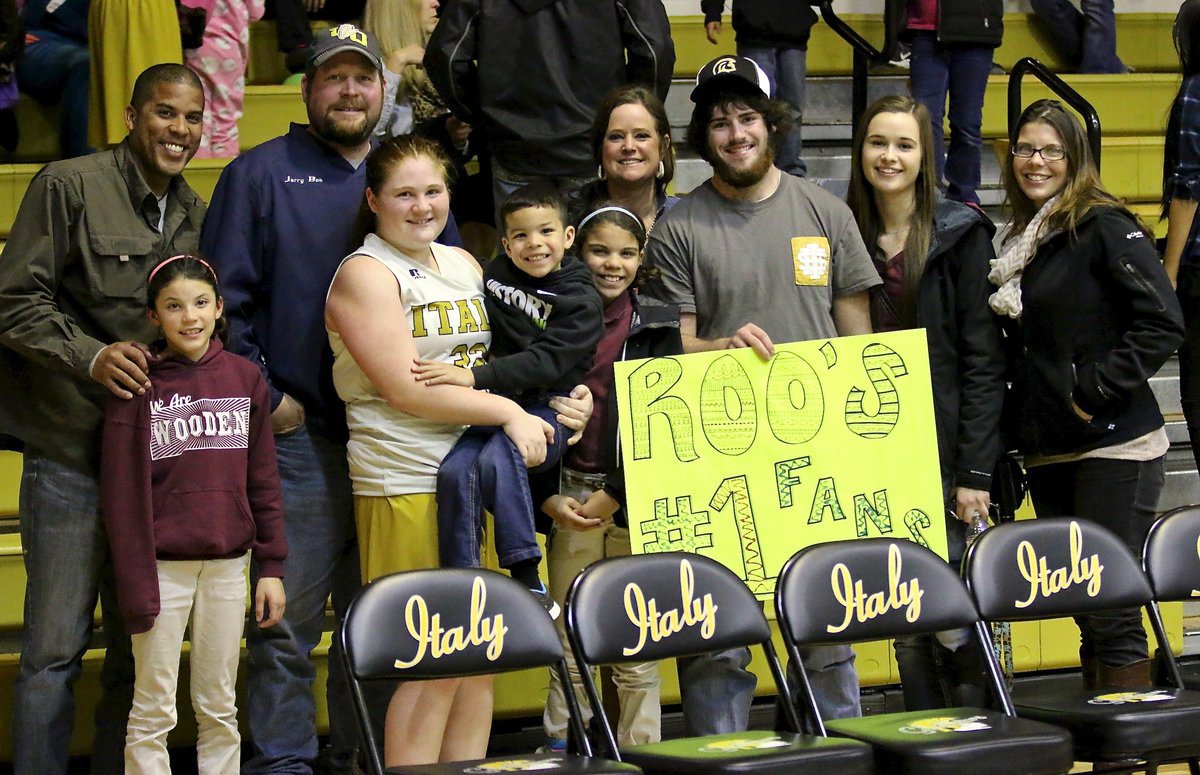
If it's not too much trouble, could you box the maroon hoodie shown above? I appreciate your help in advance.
[100,338,287,634]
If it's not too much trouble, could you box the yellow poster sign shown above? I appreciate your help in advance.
[613,330,946,601]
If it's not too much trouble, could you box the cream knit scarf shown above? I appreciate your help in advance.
[988,194,1062,319]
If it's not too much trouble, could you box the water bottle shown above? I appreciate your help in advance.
[966,511,1014,687]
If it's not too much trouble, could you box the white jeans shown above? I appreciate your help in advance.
[543,469,661,746]
[125,554,249,775]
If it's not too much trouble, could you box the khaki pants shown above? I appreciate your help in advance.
[126,554,250,775]
[543,469,661,746]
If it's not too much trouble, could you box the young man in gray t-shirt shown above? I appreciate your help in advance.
[647,54,881,737]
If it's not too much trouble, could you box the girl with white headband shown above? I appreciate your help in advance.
[537,203,683,752]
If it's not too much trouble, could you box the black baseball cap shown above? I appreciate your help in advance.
[306,23,385,75]
[690,55,772,103]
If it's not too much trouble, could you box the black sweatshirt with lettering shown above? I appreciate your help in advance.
[472,254,603,398]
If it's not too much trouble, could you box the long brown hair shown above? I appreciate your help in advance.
[846,95,937,327]
[1003,99,1121,241]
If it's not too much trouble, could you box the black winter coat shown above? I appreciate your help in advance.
[886,0,1003,50]
[918,200,1006,496]
[1001,207,1185,457]
[424,0,674,177]
[700,0,818,48]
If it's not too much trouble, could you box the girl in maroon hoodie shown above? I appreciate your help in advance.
[100,254,287,775]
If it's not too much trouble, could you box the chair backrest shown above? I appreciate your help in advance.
[775,537,980,645]
[342,568,563,681]
[565,552,770,665]
[964,518,1153,621]
[1143,505,1200,602]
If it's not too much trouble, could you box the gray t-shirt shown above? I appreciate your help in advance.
[648,173,880,343]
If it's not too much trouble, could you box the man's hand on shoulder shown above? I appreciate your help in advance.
[90,341,152,399]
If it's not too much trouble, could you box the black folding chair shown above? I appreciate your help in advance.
[965,518,1200,774]
[1142,505,1200,774]
[775,537,1073,775]
[339,567,640,775]
[563,551,874,775]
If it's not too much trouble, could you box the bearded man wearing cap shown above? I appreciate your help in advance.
[200,24,455,774]
[647,54,881,734]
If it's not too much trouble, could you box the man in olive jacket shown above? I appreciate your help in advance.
[0,63,206,775]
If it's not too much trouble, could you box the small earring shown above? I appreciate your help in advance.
[597,164,606,181]
[656,161,665,179]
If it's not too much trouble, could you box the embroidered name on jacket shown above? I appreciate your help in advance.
[485,278,554,330]
[149,394,251,460]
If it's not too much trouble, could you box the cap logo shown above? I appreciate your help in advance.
[713,57,738,74]
[329,23,368,46]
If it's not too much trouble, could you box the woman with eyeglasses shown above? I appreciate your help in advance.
[991,99,1184,689]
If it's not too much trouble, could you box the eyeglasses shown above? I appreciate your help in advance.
[1010,143,1066,161]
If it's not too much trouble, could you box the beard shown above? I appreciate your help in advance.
[709,141,775,189]
[310,101,380,147]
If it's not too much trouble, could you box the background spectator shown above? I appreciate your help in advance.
[186,0,267,158]
[424,0,674,231]
[266,0,366,74]
[88,0,184,148]
[894,0,1003,206]
[18,0,89,158]
[1031,0,1126,73]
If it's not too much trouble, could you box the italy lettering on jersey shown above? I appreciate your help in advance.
[484,278,554,330]
[411,297,490,338]
[149,394,251,461]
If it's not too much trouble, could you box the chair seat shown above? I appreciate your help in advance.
[617,730,873,775]
[387,753,641,775]
[825,706,1074,775]
[1013,683,1200,760]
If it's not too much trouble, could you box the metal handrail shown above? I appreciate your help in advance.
[812,0,884,140]
[1007,57,1103,171]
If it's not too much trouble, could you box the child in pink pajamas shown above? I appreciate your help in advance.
[186,0,266,158]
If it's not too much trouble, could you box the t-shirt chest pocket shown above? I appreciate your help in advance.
[84,233,157,300]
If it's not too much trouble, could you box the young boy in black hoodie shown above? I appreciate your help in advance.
[413,183,603,615]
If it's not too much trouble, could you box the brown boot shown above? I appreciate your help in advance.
[1081,656,1101,689]
[1096,659,1153,689]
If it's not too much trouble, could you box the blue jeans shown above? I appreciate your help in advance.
[243,422,361,775]
[676,643,859,735]
[1025,455,1163,667]
[1030,0,1126,73]
[13,451,132,775]
[737,44,807,177]
[17,29,92,158]
[437,402,567,569]
[909,32,992,205]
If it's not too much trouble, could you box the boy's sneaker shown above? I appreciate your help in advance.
[530,581,561,620]
[535,738,569,755]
